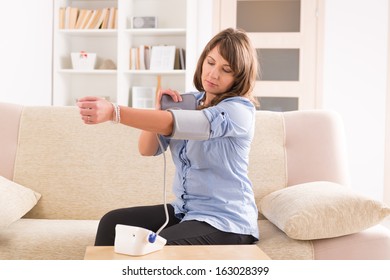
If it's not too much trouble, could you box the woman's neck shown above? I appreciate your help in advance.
[202,92,216,107]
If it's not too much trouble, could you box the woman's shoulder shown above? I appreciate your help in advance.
[205,96,255,122]
[219,96,256,110]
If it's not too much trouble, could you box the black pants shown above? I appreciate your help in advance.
[94,204,257,246]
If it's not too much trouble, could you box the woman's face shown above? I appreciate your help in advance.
[201,46,235,98]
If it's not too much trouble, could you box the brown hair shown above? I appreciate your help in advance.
[193,28,259,108]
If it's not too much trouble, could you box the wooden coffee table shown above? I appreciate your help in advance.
[84,245,270,260]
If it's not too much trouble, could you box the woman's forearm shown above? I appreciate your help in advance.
[138,131,160,156]
[77,97,173,156]
[119,106,173,136]
[77,97,174,135]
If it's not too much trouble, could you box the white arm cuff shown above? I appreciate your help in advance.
[168,109,210,140]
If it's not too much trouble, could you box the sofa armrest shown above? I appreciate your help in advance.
[0,102,23,180]
[284,110,350,186]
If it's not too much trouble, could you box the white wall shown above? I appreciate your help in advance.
[386,1,390,206]
[322,0,389,200]
[0,2,53,105]
[185,0,216,92]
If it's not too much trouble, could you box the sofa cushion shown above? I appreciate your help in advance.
[0,176,41,229]
[312,224,390,260]
[0,219,98,260]
[260,181,390,240]
[257,219,314,260]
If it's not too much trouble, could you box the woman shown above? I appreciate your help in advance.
[77,28,260,246]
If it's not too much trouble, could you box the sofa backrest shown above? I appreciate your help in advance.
[13,106,177,220]
[1,104,350,220]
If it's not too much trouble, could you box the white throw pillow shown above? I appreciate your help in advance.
[260,181,390,240]
[0,176,41,228]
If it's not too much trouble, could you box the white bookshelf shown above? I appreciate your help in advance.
[53,0,194,106]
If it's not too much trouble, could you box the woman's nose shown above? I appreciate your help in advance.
[208,67,219,79]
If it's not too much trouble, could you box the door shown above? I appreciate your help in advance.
[216,0,323,111]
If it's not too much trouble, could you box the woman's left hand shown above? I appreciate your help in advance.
[155,88,182,110]
[77,96,114,124]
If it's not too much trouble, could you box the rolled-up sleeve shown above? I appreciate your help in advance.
[202,99,254,139]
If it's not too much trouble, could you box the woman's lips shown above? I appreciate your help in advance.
[205,80,217,88]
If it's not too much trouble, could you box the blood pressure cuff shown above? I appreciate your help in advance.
[167,109,210,140]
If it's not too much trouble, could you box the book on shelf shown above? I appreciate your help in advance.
[75,9,87,29]
[114,8,118,29]
[101,8,111,29]
[179,48,186,70]
[68,7,79,29]
[75,9,98,29]
[96,8,108,29]
[59,6,117,29]
[59,7,65,29]
[174,48,186,70]
[63,6,79,29]
[150,45,176,71]
[87,9,105,29]
[64,6,71,29]
[130,45,185,71]
[107,7,116,29]
[144,46,151,70]
[85,9,98,29]
[137,47,144,70]
[174,48,180,70]
[129,48,136,70]
[129,45,150,70]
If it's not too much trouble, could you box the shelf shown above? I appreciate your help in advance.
[58,29,118,37]
[59,69,117,74]
[123,70,186,75]
[58,69,184,75]
[124,28,186,36]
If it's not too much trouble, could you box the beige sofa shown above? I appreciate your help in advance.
[1,102,390,260]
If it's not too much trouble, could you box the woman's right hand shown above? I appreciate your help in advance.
[77,96,113,125]
[155,88,182,110]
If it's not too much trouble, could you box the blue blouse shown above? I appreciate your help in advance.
[157,92,259,240]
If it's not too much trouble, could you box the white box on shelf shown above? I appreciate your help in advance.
[132,87,156,108]
[71,52,96,70]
